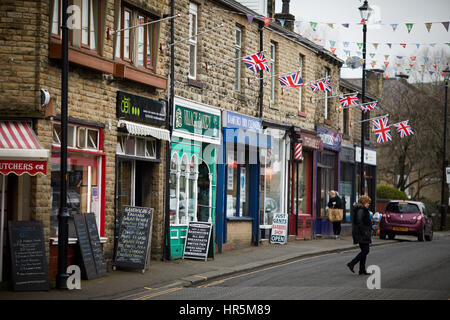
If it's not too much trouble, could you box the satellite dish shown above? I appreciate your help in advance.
[346,56,363,69]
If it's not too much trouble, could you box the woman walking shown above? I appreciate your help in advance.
[347,195,372,275]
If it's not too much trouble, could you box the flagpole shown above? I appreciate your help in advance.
[338,100,378,110]
[352,113,389,125]
[249,69,301,82]
[311,91,359,102]
[108,14,181,38]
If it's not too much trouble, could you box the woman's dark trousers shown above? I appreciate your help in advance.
[350,243,370,272]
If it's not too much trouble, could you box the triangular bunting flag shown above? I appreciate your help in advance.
[329,40,336,47]
[357,43,363,50]
[387,43,392,49]
[390,24,398,31]
[344,50,351,56]
[373,43,379,50]
[264,17,271,27]
[278,18,285,27]
[425,23,432,32]
[384,61,389,67]
[343,41,350,47]
[410,56,416,62]
[369,53,376,59]
[400,43,407,48]
[405,23,414,33]
[416,43,421,49]
[327,23,334,29]
[442,22,449,32]
[384,55,390,61]
[330,47,336,55]
[429,43,436,47]
[310,22,317,31]
[247,14,254,23]
[342,23,349,28]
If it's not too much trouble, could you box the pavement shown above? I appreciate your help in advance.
[1,230,449,300]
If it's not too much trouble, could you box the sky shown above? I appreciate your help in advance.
[274,0,450,82]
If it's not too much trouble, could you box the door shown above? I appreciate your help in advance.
[197,161,210,222]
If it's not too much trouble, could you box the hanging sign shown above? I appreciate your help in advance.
[316,126,342,152]
[117,91,166,125]
[270,213,288,244]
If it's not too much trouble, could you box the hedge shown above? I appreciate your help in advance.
[376,185,408,200]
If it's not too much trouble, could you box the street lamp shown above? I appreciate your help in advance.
[440,66,450,231]
[358,1,372,196]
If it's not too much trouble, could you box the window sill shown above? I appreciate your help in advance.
[324,119,332,125]
[49,41,167,90]
[188,78,203,89]
[298,111,307,118]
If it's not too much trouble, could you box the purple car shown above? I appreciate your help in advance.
[380,201,434,241]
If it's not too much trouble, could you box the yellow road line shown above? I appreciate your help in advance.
[134,286,183,300]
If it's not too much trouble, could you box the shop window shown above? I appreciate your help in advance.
[51,121,104,238]
[260,128,285,226]
[226,145,251,218]
[116,134,156,159]
[270,41,277,102]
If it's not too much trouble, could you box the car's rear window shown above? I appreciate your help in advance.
[385,202,420,214]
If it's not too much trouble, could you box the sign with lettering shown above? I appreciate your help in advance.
[73,213,97,280]
[114,206,153,271]
[270,213,288,244]
[173,100,220,141]
[183,222,213,261]
[222,110,262,133]
[117,91,166,125]
[316,126,342,152]
[8,221,49,291]
[0,160,47,176]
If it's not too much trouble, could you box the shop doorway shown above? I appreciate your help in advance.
[197,161,210,222]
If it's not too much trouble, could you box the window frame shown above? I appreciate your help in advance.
[234,26,242,92]
[324,67,330,120]
[270,41,276,102]
[298,54,304,112]
[188,2,198,80]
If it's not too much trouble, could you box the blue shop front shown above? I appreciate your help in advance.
[314,126,342,237]
[216,111,271,252]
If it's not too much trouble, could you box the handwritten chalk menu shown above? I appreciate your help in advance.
[183,222,212,261]
[84,213,107,277]
[73,213,97,280]
[270,213,288,244]
[115,206,153,271]
[8,221,49,291]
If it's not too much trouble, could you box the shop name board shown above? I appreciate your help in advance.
[355,146,377,166]
[223,111,262,133]
[0,160,47,176]
[316,126,342,152]
[174,104,220,139]
[117,91,166,125]
[300,133,323,150]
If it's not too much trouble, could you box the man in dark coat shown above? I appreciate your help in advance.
[347,195,372,275]
[327,190,343,238]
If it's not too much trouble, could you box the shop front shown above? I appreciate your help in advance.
[169,97,220,259]
[0,120,49,282]
[115,91,170,259]
[315,126,342,237]
[216,111,271,252]
[288,129,322,239]
[340,144,355,222]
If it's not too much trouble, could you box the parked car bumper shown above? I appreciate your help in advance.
[380,221,424,234]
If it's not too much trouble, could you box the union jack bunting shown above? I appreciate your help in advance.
[278,72,304,87]
[242,52,270,73]
[372,116,392,144]
[393,120,414,139]
[310,78,332,93]
[339,94,359,107]
[360,102,378,113]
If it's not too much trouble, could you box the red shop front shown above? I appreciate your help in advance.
[288,130,322,239]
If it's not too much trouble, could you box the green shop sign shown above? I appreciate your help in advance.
[173,104,220,139]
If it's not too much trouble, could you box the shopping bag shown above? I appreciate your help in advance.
[328,208,343,222]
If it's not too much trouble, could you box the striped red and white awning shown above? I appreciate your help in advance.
[0,121,49,176]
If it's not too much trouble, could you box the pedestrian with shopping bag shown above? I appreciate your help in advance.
[327,190,343,239]
[347,195,372,275]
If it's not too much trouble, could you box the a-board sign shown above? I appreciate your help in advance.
[8,220,49,291]
[73,213,97,280]
[114,206,153,271]
[182,221,212,261]
[84,213,107,277]
[270,213,288,244]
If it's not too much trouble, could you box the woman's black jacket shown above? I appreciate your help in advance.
[351,203,372,245]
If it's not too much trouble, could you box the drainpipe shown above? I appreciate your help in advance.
[163,0,175,260]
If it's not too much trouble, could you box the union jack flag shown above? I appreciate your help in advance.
[360,102,378,113]
[278,72,304,87]
[242,52,270,73]
[372,116,392,144]
[310,78,332,92]
[339,94,359,107]
[393,120,414,139]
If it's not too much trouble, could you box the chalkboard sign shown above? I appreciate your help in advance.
[73,213,97,280]
[84,213,107,277]
[114,206,153,271]
[183,222,212,261]
[8,220,49,291]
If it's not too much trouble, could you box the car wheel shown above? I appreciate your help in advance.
[417,230,425,242]
[379,231,386,240]
[425,229,433,241]
[388,233,395,240]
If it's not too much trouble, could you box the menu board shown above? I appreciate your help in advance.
[183,222,212,261]
[84,213,107,277]
[8,221,49,291]
[114,206,153,271]
[73,213,97,280]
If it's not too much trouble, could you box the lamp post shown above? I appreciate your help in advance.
[358,1,372,196]
[440,66,450,231]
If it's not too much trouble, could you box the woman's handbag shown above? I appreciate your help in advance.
[328,208,343,222]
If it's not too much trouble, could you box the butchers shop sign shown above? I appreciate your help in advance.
[0,160,47,176]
